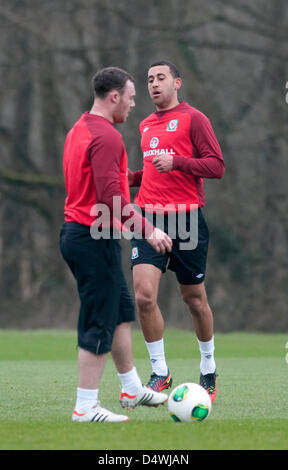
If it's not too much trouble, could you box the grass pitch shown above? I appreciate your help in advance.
[0,329,287,450]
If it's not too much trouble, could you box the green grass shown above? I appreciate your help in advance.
[0,329,287,450]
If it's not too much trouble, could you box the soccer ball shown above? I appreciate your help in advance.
[168,382,212,422]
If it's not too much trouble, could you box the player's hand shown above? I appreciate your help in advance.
[146,227,172,254]
[127,168,134,186]
[152,154,173,173]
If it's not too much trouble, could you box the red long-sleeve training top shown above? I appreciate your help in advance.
[133,101,225,212]
[63,112,153,235]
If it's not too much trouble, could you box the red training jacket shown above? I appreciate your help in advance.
[63,112,153,235]
[134,102,225,212]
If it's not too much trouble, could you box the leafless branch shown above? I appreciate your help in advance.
[0,168,64,188]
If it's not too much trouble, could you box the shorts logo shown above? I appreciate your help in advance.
[150,137,159,148]
[131,247,139,259]
[167,119,178,132]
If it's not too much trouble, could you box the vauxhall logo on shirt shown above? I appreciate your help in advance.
[144,136,175,158]
[150,137,159,149]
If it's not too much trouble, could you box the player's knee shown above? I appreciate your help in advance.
[135,289,156,313]
[182,292,205,317]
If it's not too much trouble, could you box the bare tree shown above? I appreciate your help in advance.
[0,0,287,330]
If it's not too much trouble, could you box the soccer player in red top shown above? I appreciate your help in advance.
[60,67,172,422]
[129,61,225,403]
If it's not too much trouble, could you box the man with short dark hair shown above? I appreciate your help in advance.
[60,67,172,422]
[129,61,225,403]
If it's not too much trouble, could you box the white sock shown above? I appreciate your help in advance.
[145,339,168,376]
[75,387,99,413]
[118,367,143,395]
[197,336,216,375]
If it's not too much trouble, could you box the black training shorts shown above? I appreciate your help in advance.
[131,209,209,285]
[59,222,135,354]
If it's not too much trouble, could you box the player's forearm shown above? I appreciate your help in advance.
[129,169,143,187]
[95,180,154,237]
[172,155,225,179]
